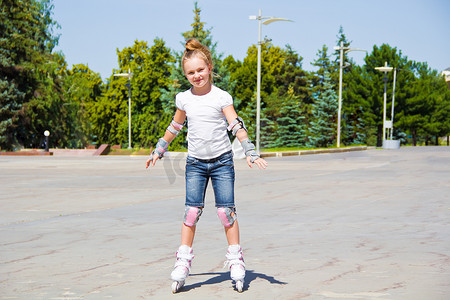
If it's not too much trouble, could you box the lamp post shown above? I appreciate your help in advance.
[44,130,50,152]
[375,62,393,148]
[249,9,292,153]
[114,68,133,149]
[333,41,366,147]
[390,67,397,140]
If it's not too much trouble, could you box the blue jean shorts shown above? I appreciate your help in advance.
[185,151,235,208]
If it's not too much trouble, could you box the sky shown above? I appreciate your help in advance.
[52,0,450,81]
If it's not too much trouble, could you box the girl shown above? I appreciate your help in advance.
[146,38,268,293]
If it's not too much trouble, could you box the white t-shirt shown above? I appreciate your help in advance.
[175,85,233,159]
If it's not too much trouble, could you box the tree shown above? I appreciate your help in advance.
[396,62,445,146]
[432,77,450,144]
[0,0,61,149]
[24,51,75,149]
[332,25,352,87]
[262,87,307,148]
[63,64,104,147]
[92,39,174,148]
[229,43,310,145]
[361,44,410,146]
[341,64,369,145]
[311,45,334,91]
[308,75,338,148]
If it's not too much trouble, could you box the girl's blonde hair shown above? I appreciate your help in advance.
[182,38,214,83]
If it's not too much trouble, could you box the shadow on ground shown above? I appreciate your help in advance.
[180,270,288,293]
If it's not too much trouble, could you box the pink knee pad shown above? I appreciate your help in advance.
[217,207,237,227]
[183,206,203,227]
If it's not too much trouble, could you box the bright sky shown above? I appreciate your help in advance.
[53,0,450,80]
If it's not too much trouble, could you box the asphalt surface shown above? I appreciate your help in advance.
[0,147,449,299]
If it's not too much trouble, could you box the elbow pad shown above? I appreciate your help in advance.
[227,117,247,136]
[167,118,185,136]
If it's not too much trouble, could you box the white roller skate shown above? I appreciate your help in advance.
[170,245,194,293]
[224,245,246,292]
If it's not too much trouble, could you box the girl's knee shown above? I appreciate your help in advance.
[217,207,237,227]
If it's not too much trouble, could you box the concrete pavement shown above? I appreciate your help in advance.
[0,147,449,299]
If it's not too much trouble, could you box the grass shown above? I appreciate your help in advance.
[109,148,149,155]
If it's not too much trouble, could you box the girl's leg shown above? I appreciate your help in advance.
[210,152,237,245]
[224,217,240,245]
[183,156,208,248]
[181,223,196,247]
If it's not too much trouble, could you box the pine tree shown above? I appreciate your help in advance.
[308,75,338,148]
[311,45,333,91]
[272,87,307,148]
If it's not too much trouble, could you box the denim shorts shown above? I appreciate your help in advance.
[185,151,235,208]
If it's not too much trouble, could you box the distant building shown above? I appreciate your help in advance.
[442,67,450,89]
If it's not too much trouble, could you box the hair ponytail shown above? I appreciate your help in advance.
[182,38,214,83]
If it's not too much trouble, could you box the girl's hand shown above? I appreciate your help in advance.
[145,153,160,168]
[247,156,268,169]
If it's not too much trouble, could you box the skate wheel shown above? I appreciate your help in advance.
[236,280,244,292]
[171,281,178,293]
[171,280,184,293]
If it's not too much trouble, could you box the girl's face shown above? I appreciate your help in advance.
[183,56,211,94]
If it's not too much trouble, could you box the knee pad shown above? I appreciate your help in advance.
[183,206,203,227]
[217,207,237,227]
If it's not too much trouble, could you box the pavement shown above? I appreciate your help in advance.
[0,147,449,300]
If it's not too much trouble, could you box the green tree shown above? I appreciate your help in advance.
[308,75,338,148]
[361,44,410,146]
[341,64,369,145]
[331,26,368,145]
[230,43,310,145]
[332,25,352,87]
[63,64,104,147]
[433,75,450,144]
[262,87,307,148]
[93,39,174,148]
[231,44,288,111]
[0,0,60,149]
[311,45,334,91]
[396,62,446,145]
[24,51,74,149]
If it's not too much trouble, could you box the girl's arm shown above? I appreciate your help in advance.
[222,105,268,169]
[146,109,186,168]
[161,109,186,143]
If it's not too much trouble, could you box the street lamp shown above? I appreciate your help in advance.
[249,9,292,153]
[375,62,393,148]
[333,41,366,147]
[114,68,133,149]
[390,67,397,140]
[44,130,50,152]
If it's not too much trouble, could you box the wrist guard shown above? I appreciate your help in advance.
[240,139,260,163]
[151,138,169,159]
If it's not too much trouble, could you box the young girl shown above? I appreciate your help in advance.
[146,38,268,293]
